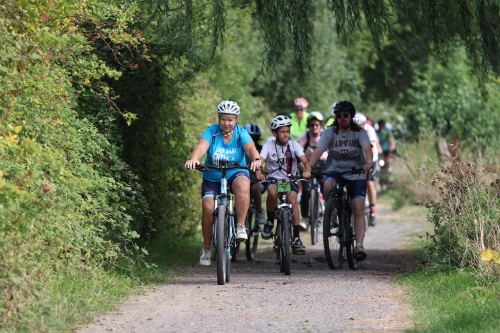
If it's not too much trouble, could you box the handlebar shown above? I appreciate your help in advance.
[265,174,307,184]
[195,163,250,172]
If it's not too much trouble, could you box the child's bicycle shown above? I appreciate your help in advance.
[231,194,260,262]
[266,174,305,276]
[315,168,368,271]
[195,160,249,285]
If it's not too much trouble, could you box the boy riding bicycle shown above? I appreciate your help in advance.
[244,123,267,224]
[257,115,311,254]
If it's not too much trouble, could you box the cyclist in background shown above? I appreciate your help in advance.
[257,115,311,254]
[185,101,262,266]
[376,119,396,172]
[290,97,309,139]
[244,123,267,224]
[308,101,373,260]
[297,111,328,230]
[353,112,382,226]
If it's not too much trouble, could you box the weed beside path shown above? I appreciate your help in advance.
[78,196,432,333]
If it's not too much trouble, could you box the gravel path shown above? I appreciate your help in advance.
[79,200,431,333]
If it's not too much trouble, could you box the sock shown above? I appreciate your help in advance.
[369,204,375,214]
[293,225,300,239]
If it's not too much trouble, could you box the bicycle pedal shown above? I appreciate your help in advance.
[293,249,306,255]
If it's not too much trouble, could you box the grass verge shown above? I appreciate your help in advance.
[11,236,201,332]
[400,268,500,333]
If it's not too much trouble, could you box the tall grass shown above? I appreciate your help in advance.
[423,156,500,277]
[390,135,440,208]
[393,137,500,278]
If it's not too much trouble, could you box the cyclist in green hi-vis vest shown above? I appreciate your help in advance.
[290,97,309,139]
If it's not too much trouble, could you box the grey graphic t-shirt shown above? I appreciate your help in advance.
[317,127,370,180]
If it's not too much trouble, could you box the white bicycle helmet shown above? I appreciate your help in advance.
[244,123,262,136]
[353,112,367,125]
[217,100,240,115]
[270,115,292,131]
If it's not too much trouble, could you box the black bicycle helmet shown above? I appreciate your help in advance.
[330,101,356,116]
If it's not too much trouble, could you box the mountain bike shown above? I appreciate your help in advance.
[195,161,249,285]
[231,195,259,262]
[317,168,367,271]
[308,165,324,245]
[266,174,304,276]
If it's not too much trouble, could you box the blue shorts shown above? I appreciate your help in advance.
[325,176,367,200]
[251,181,268,194]
[201,171,250,200]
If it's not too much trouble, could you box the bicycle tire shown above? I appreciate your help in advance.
[231,241,240,262]
[216,205,227,285]
[309,188,319,245]
[245,209,259,260]
[276,222,284,273]
[345,211,360,270]
[282,210,291,275]
[323,197,343,270]
[226,215,235,282]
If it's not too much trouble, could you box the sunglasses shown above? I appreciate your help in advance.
[335,112,350,119]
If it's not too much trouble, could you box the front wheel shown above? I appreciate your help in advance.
[323,197,343,270]
[309,188,319,245]
[216,205,227,285]
[282,210,291,275]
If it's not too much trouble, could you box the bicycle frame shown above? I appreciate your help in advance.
[317,168,366,270]
[266,175,303,275]
[195,161,249,284]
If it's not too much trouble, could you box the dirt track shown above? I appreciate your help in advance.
[79,199,431,333]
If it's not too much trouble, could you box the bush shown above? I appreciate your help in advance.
[422,157,500,277]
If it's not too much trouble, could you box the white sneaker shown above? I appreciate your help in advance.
[256,210,266,224]
[199,248,211,266]
[236,225,248,241]
[299,218,307,231]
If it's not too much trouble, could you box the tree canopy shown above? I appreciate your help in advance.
[150,0,500,90]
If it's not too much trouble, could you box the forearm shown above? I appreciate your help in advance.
[190,146,205,161]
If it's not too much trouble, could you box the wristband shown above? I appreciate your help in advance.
[254,158,260,161]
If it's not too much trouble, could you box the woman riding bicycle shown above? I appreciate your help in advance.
[297,111,328,231]
[185,101,262,266]
[308,101,373,260]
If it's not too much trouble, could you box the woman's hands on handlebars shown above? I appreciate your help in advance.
[185,159,200,169]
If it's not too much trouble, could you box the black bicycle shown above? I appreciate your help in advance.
[308,165,324,245]
[231,195,259,262]
[266,174,304,275]
[316,168,367,271]
[195,161,249,285]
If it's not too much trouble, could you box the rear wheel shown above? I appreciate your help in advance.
[245,209,259,260]
[216,205,227,285]
[346,212,361,270]
[282,210,291,275]
[323,197,343,270]
[231,241,240,262]
[309,188,319,245]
